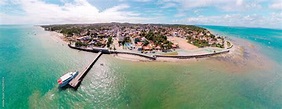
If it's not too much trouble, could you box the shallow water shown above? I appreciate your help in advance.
[0,25,282,108]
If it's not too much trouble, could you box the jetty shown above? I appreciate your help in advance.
[69,51,103,88]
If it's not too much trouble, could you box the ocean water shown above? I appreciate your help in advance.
[0,25,282,108]
[202,25,282,63]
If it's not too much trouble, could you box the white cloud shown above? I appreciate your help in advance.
[161,2,177,8]
[270,0,282,10]
[120,0,151,2]
[174,12,186,17]
[175,13,282,29]
[159,0,262,11]
[0,0,7,5]
[135,0,151,2]
[0,0,147,24]
[0,0,281,29]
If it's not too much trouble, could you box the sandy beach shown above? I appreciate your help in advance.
[168,36,198,50]
[49,32,68,44]
[111,54,153,61]
[37,26,68,44]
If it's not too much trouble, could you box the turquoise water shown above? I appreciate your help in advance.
[0,25,103,108]
[202,25,282,63]
[0,25,282,108]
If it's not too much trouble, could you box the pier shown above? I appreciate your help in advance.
[69,51,103,88]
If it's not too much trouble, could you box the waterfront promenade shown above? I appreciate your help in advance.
[68,44,230,60]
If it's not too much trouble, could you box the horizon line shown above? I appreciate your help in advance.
[0,23,281,30]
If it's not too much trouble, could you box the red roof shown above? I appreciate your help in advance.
[155,46,161,49]
[172,44,178,48]
[137,42,143,46]
[143,46,152,50]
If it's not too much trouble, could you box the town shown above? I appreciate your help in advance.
[42,23,228,56]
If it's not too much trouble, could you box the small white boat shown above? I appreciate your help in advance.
[57,71,78,87]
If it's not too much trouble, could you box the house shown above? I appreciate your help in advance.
[136,42,143,46]
[141,37,147,41]
[77,36,91,41]
[142,46,152,51]
[88,40,97,45]
[172,43,179,48]
[173,32,178,37]
[155,46,161,50]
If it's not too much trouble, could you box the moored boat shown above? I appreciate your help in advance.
[57,71,78,87]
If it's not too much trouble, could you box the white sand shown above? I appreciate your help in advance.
[156,57,199,62]
[112,54,153,61]
[112,54,204,62]
[168,37,198,50]
[49,31,68,44]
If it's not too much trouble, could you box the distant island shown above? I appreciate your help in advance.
[41,23,232,61]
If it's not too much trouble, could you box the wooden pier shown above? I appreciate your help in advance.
[69,51,103,88]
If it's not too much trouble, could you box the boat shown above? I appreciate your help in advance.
[57,71,79,87]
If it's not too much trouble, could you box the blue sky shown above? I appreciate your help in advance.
[0,0,281,29]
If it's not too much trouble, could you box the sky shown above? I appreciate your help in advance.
[0,0,281,29]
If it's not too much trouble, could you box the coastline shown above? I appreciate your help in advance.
[37,26,68,44]
[41,27,234,62]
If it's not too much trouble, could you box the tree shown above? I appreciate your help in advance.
[145,31,155,40]
[107,36,113,48]
[123,37,131,43]
[75,41,87,47]
[143,40,149,46]
[140,31,146,37]
[134,38,140,44]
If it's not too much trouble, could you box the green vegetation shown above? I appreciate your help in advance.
[122,37,131,45]
[75,41,87,47]
[210,34,216,39]
[227,41,231,47]
[161,40,173,50]
[143,30,172,49]
[143,40,149,46]
[42,25,83,37]
[169,25,207,32]
[107,36,113,48]
[94,41,103,47]
[134,38,140,44]
[210,43,224,48]
[61,28,81,36]
[189,39,209,48]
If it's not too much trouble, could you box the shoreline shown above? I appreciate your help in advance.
[67,40,233,62]
[42,27,234,62]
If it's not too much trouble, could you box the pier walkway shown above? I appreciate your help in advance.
[69,51,103,88]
